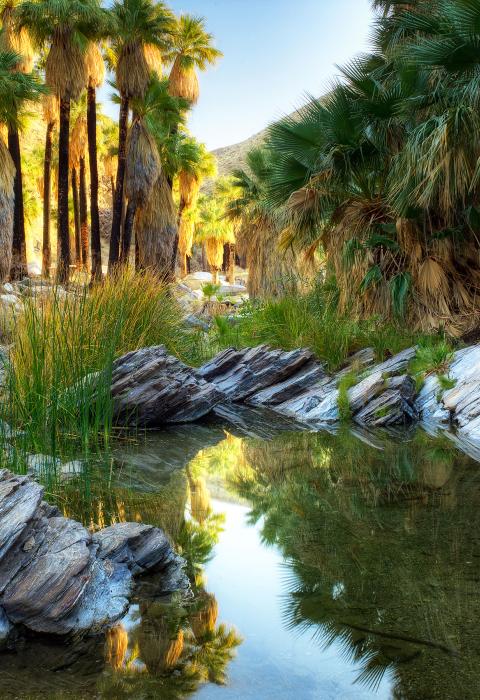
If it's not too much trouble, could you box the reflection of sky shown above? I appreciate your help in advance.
[196,499,393,700]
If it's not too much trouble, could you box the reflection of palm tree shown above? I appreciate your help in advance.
[105,624,129,671]
[187,469,211,524]
[228,428,478,698]
[190,590,218,640]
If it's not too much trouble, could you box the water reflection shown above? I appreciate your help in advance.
[1,424,479,698]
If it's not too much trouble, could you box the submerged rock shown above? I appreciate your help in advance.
[0,470,188,637]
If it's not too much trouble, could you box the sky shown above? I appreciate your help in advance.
[101,0,374,151]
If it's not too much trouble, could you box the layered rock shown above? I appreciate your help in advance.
[0,470,187,638]
[110,346,223,426]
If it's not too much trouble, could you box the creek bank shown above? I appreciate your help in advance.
[0,470,188,642]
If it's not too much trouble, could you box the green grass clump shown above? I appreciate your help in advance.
[408,339,455,392]
[2,269,196,457]
[337,371,359,422]
[210,282,437,372]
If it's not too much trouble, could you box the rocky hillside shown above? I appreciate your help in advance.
[211,127,267,179]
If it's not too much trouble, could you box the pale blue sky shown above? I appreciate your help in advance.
[101,0,374,150]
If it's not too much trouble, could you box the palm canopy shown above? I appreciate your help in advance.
[166,14,222,71]
[167,14,222,104]
[17,0,107,100]
[110,0,175,99]
[0,49,44,127]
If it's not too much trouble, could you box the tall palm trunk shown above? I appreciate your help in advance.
[87,85,101,281]
[109,93,129,272]
[42,121,54,278]
[8,126,27,280]
[79,155,89,270]
[120,200,135,264]
[225,242,235,284]
[71,166,81,264]
[57,97,71,284]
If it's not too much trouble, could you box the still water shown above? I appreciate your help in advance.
[0,423,479,699]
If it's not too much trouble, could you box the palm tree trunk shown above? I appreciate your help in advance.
[42,121,54,278]
[109,93,129,272]
[120,200,135,264]
[72,166,81,265]
[87,85,101,281]
[226,243,235,284]
[201,244,206,271]
[79,155,89,270]
[57,96,71,284]
[8,126,27,280]
[212,268,219,285]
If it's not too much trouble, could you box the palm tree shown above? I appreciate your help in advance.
[176,137,216,277]
[70,112,88,268]
[41,92,58,277]
[85,40,105,281]
[18,0,105,284]
[195,195,234,285]
[0,51,43,281]
[167,14,222,105]
[121,114,160,264]
[0,0,34,279]
[108,0,174,273]
[132,76,187,277]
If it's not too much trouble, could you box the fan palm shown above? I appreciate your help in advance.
[18,0,105,284]
[176,137,216,276]
[0,50,43,281]
[121,75,186,269]
[85,39,106,280]
[0,0,34,278]
[70,110,88,268]
[107,0,174,272]
[195,195,234,284]
[41,92,57,277]
[167,14,222,105]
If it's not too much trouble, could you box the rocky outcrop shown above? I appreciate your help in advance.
[110,346,224,426]
[82,342,480,443]
[0,470,187,638]
[105,344,419,429]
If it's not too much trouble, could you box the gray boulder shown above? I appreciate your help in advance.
[0,470,188,637]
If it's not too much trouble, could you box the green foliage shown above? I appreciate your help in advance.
[408,339,455,391]
[337,371,359,422]
[201,282,220,301]
[210,281,432,372]
[2,270,197,455]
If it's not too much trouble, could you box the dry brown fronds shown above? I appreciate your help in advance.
[117,42,150,98]
[70,115,87,169]
[179,170,199,207]
[205,237,223,270]
[125,119,160,207]
[41,93,59,125]
[168,57,199,104]
[0,140,15,282]
[144,43,162,77]
[191,591,218,639]
[0,6,34,73]
[46,30,87,100]
[136,171,177,277]
[85,42,105,89]
[105,625,128,670]
[178,213,195,258]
